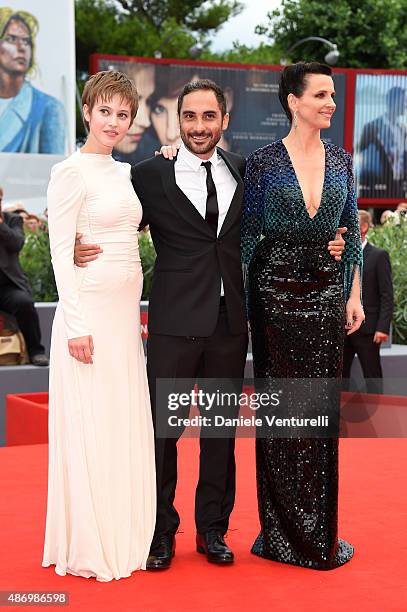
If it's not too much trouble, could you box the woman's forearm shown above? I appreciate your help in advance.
[349,267,362,303]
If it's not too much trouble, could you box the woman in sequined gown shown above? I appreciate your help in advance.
[241,62,364,570]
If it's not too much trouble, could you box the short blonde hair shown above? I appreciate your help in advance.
[358,210,373,227]
[82,71,139,129]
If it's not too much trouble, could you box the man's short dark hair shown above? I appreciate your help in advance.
[177,79,227,117]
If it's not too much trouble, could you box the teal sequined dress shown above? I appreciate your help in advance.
[241,139,362,570]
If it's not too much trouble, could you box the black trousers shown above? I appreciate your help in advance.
[147,301,248,539]
[0,280,45,357]
[342,332,383,394]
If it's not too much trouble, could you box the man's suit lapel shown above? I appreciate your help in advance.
[217,148,244,238]
[159,148,244,238]
[160,158,213,237]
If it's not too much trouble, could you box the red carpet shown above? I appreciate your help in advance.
[6,392,407,447]
[1,438,407,611]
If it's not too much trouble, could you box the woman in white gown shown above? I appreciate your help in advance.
[42,71,156,581]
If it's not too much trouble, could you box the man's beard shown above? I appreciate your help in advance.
[181,127,222,155]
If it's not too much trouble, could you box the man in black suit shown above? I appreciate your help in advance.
[342,210,393,393]
[75,79,346,569]
[0,186,48,365]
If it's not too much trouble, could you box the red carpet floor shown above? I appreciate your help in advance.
[1,438,407,612]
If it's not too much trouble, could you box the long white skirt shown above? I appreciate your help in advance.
[42,264,156,581]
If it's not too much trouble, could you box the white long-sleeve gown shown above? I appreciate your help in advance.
[42,151,156,581]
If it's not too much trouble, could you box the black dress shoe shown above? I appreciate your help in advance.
[146,534,175,570]
[196,531,234,564]
[30,353,49,367]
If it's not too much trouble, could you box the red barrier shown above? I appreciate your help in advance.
[6,393,48,447]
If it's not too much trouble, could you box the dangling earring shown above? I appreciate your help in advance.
[293,111,298,129]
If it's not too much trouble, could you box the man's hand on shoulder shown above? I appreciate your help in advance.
[74,232,102,268]
[154,144,180,160]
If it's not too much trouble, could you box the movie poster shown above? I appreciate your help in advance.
[0,0,75,210]
[93,55,346,164]
[354,73,407,199]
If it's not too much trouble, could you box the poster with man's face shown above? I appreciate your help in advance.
[0,0,75,209]
[354,73,407,200]
[94,55,346,164]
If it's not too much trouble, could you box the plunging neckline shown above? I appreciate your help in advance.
[281,139,327,221]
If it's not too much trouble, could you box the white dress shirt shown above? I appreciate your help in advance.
[174,142,237,295]
[362,238,367,250]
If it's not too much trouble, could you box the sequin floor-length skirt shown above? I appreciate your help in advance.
[248,237,354,570]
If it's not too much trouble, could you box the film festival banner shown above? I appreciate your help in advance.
[354,73,407,200]
[93,55,346,164]
[0,0,75,212]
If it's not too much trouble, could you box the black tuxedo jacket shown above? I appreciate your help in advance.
[131,148,247,336]
[0,212,30,293]
[360,242,393,335]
